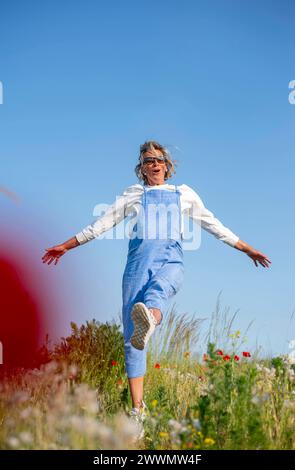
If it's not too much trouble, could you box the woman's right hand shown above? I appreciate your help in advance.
[42,244,68,266]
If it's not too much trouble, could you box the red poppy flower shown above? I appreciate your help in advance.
[117,378,123,386]
[111,360,118,366]
[217,350,223,356]
[154,363,161,369]
[203,354,208,362]
[242,352,251,358]
[234,355,240,361]
[223,355,231,361]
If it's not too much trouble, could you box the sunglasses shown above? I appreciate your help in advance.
[142,156,167,166]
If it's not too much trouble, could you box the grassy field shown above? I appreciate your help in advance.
[1,298,295,450]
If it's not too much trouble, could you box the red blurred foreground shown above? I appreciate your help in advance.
[0,246,59,372]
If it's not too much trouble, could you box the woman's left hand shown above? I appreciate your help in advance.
[246,249,272,268]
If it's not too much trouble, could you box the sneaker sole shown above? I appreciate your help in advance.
[131,303,155,350]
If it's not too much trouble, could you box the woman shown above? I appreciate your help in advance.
[42,140,271,424]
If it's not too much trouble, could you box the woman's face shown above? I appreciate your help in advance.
[142,149,167,186]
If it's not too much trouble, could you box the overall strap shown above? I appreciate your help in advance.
[174,184,182,239]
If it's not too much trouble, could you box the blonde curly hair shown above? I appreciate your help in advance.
[135,140,177,185]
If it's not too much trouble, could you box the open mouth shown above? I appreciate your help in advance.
[152,168,161,174]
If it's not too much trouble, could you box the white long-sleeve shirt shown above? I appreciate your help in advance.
[75,183,240,248]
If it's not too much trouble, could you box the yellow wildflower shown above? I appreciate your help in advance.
[204,437,215,446]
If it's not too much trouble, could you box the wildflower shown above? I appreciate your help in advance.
[283,399,294,409]
[234,355,240,361]
[159,432,169,438]
[19,407,33,420]
[168,419,183,432]
[229,330,241,339]
[243,351,251,358]
[154,363,161,369]
[192,419,201,430]
[204,437,215,446]
[151,399,158,407]
[7,437,20,449]
[10,391,30,405]
[115,413,143,444]
[29,368,42,377]
[111,360,118,366]
[185,372,198,380]
[19,431,33,445]
[184,352,190,358]
[74,384,99,414]
[251,393,269,405]
[68,364,78,379]
[117,379,123,386]
[5,417,15,428]
[203,354,208,362]
[42,361,58,374]
[217,350,223,356]
[284,354,295,366]
[223,355,231,361]
[69,415,106,438]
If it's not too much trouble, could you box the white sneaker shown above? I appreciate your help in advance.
[131,303,158,350]
[128,401,148,440]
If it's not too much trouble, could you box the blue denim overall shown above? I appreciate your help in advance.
[122,185,184,378]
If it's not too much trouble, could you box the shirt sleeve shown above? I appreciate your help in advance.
[183,184,240,248]
[75,184,142,245]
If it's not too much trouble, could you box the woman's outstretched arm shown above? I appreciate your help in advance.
[41,183,142,266]
[233,239,271,268]
[184,184,271,269]
[42,236,80,266]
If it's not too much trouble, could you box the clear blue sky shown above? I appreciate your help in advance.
[1,0,295,357]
